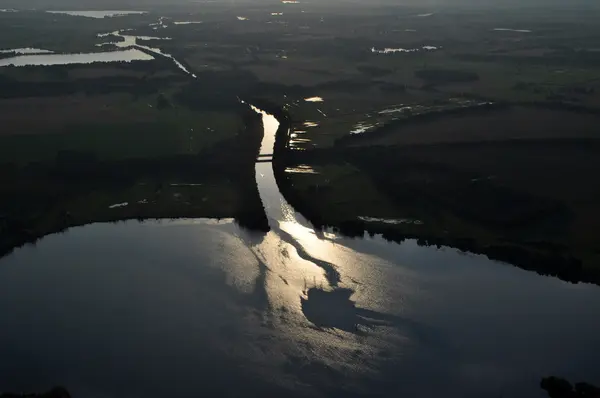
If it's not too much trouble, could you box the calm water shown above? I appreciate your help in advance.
[99,29,195,78]
[0,23,193,75]
[0,48,53,55]
[0,49,154,67]
[0,108,599,398]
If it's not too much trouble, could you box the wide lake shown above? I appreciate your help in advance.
[0,109,599,398]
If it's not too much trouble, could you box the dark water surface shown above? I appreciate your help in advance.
[0,109,599,398]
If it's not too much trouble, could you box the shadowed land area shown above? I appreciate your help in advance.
[0,98,270,258]
[277,103,600,285]
[541,377,600,398]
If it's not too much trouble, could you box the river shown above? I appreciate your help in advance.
[0,107,599,398]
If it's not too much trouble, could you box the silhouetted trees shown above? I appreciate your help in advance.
[0,386,70,398]
[542,377,600,398]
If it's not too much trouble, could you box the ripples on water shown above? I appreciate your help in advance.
[0,51,599,398]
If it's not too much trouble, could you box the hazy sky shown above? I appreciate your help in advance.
[2,0,597,4]
[1,0,597,9]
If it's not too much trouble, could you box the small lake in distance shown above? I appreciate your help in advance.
[0,49,154,67]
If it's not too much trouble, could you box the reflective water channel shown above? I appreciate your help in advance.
[0,107,599,398]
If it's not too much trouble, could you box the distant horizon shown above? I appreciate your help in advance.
[1,0,599,7]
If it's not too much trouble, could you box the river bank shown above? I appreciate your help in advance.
[274,103,600,285]
[0,105,268,259]
[2,99,598,287]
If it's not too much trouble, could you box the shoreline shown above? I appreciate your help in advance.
[272,102,600,286]
[1,100,598,287]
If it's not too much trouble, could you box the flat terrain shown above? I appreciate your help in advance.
[1,3,600,281]
[360,107,600,146]
[1,4,600,398]
[282,105,600,281]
